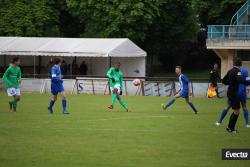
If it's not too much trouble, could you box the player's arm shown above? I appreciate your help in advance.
[217,73,222,82]
[181,75,189,85]
[188,82,193,96]
[236,71,250,85]
[106,68,115,83]
[209,71,213,83]
[182,76,192,96]
[3,68,12,86]
[119,73,123,95]
[51,68,60,83]
[222,72,229,85]
[17,67,22,83]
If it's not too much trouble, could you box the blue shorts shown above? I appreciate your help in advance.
[51,83,64,96]
[228,94,247,106]
[180,90,189,99]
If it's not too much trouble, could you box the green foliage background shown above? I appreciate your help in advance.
[0,0,247,74]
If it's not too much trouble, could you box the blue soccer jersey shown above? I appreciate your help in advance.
[51,65,64,95]
[179,74,189,98]
[238,68,248,97]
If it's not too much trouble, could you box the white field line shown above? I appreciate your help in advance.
[45,115,174,133]
[80,127,162,133]
[80,115,174,122]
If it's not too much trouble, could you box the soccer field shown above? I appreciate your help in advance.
[0,94,249,167]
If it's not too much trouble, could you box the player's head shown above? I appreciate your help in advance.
[12,57,20,66]
[213,63,218,70]
[54,58,62,66]
[114,62,121,70]
[233,57,242,67]
[175,66,182,75]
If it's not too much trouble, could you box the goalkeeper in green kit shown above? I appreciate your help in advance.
[107,62,130,112]
[3,57,22,112]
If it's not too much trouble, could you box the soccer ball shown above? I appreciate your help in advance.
[133,79,141,86]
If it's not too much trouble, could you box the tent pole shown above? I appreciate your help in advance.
[109,57,111,68]
[33,55,36,78]
[107,55,111,70]
[38,56,41,75]
[71,56,73,78]
[4,54,6,69]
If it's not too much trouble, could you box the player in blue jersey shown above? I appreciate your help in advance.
[216,67,249,128]
[162,66,198,114]
[47,58,69,114]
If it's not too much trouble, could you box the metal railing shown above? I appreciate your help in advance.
[207,25,250,40]
[230,0,250,25]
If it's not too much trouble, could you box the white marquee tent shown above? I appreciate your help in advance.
[0,37,146,77]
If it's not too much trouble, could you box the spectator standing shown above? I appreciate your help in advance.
[80,61,88,75]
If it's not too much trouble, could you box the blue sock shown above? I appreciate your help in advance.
[62,99,67,112]
[188,102,198,113]
[218,108,228,123]
[49,100,55,109]
[166,99,175,108]
[243,108,249,125]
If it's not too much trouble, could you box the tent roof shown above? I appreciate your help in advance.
[0,37,146,57]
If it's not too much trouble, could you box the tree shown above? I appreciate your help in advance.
[192,0,246,27]
[0,0,60,36]
[66,0,198,74]
[143,0,198,71]
[66,0,160,42]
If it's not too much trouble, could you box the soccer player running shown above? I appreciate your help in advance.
[216,65,250,128]
[3,57,22,112]
[209,63,222,98]
[107,62,130,112]
[222,58,250,133]
[162,66,198,114]
[48,58,69,114]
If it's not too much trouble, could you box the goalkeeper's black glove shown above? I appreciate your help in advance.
[120,91,122,95]
[110,78,115,83]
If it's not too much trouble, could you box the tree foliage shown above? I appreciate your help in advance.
[66,0,160,42]
[192,0,246,27]
[0,0,244,74]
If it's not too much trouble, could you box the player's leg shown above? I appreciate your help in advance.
[241,102,249,128]
[60,91,69,114]
[7,88,15,111]
[108,87,118,109]
[7,88,20,112]
[48,94,57,114]
[12,95,20,112]
[227,97,240,133]
[216,100,231,126]
[117,94,129,112]
[162,93,181,110]
[185,97,198,114]
[13,88,21,112]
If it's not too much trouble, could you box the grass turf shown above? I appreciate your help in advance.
[0,93,249,167]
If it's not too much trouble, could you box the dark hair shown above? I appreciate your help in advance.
[12,57,20,64]
[114,62,121,65]
[54,58,62,65]
[233,57,242,66]
[175,65,182,70]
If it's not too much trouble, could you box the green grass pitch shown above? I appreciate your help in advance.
[0,93,249,167]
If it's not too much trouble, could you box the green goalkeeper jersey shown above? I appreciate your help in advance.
[106,67,123,89]
[3,65,22,89]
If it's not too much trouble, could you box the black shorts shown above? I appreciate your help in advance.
[228,95,240,110]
